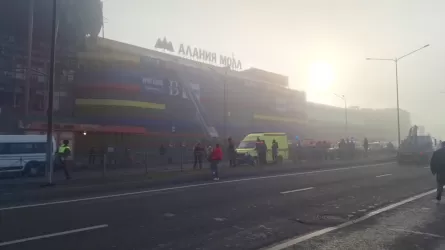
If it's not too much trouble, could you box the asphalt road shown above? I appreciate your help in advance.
[0,161,437,250]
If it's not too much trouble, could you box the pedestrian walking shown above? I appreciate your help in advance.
[430,141,445,203]
[55,140,71,180]
[210,143,223,180]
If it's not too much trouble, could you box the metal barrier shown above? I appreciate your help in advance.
[65,147,197,178]
[0,147,393,181]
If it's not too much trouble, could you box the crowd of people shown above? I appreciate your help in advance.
[78,135,395,182]
[186,136,380,181]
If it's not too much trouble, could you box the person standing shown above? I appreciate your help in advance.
[210,143,223,180]
[272,139,279,162]
[255,137,262,165]
[363,138,369,158]
[261,140,268,164]
[430,141,445,203]
[56,140,71,180]
[193,142,204,170]
[227,137,236,167]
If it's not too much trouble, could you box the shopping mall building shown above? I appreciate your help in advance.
[0,36,310,156]
[0,3,410,157]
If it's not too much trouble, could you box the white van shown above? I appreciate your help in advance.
[0,135,56,176]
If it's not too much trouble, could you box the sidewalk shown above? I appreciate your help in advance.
[0,155,394,195]
[0,155,394,208]
[280,190,445,250]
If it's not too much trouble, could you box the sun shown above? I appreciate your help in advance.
[308,62,334,91]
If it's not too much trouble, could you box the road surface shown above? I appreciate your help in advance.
[0,161,439,250]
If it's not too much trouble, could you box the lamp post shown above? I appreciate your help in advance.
[25,0,34,117]
[366,44,430,147]
[44,0,58,186]
[334,93,348,138]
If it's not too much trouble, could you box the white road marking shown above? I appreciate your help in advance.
[280,187,314,194]
[263,188,437,250]
[376,174,392,178]
[214,217,226,222]
[424,166,430,169]
[388,228,444,238]
[387,228,444,238]
[0,162,391,211]
[0,224,108,247]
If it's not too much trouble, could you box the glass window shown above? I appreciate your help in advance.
[0,142,47,154]
[237,141,257,149]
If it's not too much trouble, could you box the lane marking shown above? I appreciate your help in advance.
[263,188,436,250]
[280,187,314,194]
[0,162,392,211]
[0,224,108,247]
[388,228,444,238]
[376,174,392,178]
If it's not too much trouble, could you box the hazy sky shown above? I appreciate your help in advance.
[103,0,445,137]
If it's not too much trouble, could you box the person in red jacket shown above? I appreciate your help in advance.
[210,143,223,180]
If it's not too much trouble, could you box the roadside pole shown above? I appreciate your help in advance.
[44,0,57,186]
[24,0,34,117]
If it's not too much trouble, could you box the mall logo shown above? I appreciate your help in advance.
[154,37,243,70]
[154,37,175,52]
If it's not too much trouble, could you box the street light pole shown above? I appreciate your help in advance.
[25,0,34,117]
[334,94,348,138]
[395,60,400,149]
[366,44,429,147]
[45,0,58,186]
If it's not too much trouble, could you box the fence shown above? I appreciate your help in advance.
[69,147,197,176]
[0,146,394,180]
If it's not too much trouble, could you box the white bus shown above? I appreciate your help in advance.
[0,135,56,177]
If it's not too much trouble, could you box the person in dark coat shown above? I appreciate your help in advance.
[363,138,369,157]
[271,139,279,162]
[227,137,237,167]
[430,141,445,203]
[193,142,205,170]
